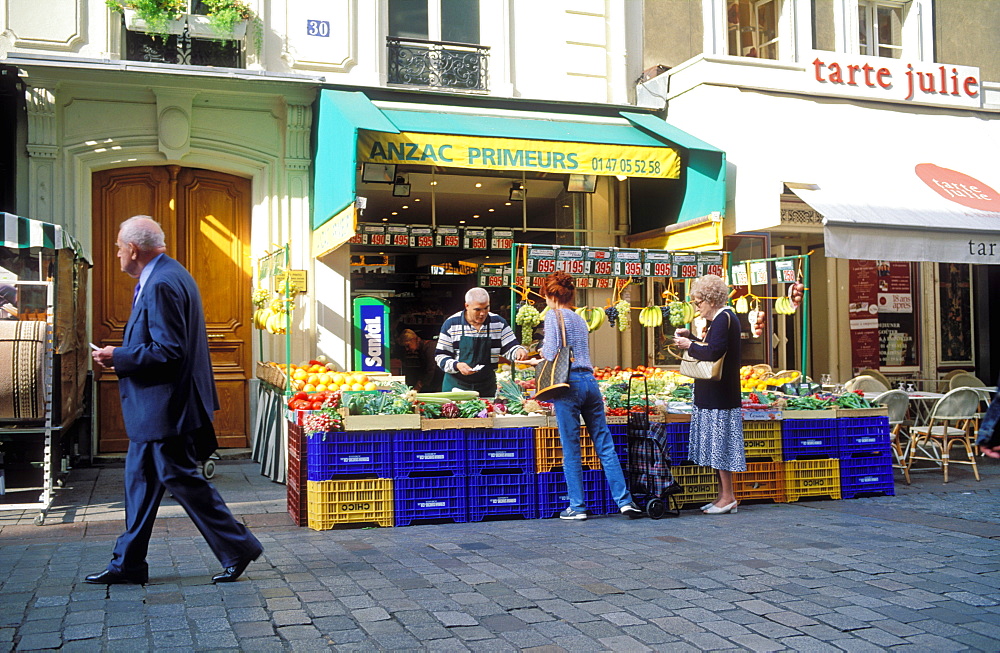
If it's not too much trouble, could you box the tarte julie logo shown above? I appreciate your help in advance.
[915,163,1000,212]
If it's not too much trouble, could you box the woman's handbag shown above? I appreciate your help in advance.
[534,309,574,401]
[678,309,730,381]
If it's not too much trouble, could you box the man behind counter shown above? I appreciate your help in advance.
[435,287,527,398]
[397,329,443,393]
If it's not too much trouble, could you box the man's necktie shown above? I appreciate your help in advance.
[132,282,141,308]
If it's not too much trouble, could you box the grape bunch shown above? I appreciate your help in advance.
[514,302,542,345]
[615,300,631,331]
[604,305,619,327]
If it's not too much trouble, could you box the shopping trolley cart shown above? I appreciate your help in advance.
[625,374,682,519]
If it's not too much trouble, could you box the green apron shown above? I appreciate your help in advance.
[441,320,495,398]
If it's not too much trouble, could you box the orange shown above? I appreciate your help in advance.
[363,382,377,391]
[340,383,353,392]
[318,373,331,385]
[292,369,307,381]
[351,383,364,391]
[303,383,316,392]
[307,374,320,386]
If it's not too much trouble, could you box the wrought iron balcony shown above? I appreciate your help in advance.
[387,37,489,92]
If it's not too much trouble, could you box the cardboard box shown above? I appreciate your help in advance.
[493,414,547,428]
[342,413,421,431]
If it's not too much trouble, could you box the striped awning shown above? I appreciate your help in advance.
[2,213,87,261]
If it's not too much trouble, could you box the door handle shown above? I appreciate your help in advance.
[207,333,224,339]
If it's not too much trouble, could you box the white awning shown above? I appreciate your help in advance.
[789,120,1000,265]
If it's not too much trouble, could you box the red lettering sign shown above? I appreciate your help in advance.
[915,163,1000,212]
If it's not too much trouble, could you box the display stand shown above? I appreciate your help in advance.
[0,281,57,525]
[250,245,293,483]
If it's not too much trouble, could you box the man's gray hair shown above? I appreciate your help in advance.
[465,287,490,305]
[119,215,166,251]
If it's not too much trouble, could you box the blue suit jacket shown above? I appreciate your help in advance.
[113,255,220,443]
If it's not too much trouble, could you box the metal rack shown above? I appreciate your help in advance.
[0,280,57,525]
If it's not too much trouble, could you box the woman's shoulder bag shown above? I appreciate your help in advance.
[534,309,574,400]
[679,308,731,381]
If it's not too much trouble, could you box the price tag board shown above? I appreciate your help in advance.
[613,247,644,277]
[361,224,387,246]
[556,246,587,276]
[593,277,615,289]
[731,263,749,286]
[585,247,614,277]
[435,226,461,248]
[347,232,363,245]
[408,226,434,248]
[386,224,410,247]
[697,252,724,278]
[672,253,698,278]
[526,247,558,275]
[575,276,592,288]
[463,227,489,250]
[490,228,514,251]
[749,261,769,285]
[775,259,796,283]
[478,265,509,288]
[643,250,673,277]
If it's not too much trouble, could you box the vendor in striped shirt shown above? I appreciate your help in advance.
[435,287,528,398]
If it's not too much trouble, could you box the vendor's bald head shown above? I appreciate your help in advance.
[464,287,490,327]
[116,215,167,278]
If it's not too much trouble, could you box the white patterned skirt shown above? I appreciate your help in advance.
[689,406,746,472]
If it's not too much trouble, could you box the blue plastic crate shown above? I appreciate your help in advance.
[781,418,840,460]
[468,473,537,522]
[536,470,613,518]
[666,422,691,464]
[838,417,892,457]
[392,429,466,476]
[609,424,628,466]
[393,475,468,526]
[306,430,392,481]
[466,428,535,474]
[839,453,895,499]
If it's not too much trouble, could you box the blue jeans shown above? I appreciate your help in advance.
[551,370,633,512]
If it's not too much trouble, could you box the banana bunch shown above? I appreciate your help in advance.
[514,302,542,345]
[254,300,288,334]
[575,306,606,332]
[638,305,663,328]
[614,299,631,331]
[774,294,797,315]
[667,301,696,327]
[734,296,749,313]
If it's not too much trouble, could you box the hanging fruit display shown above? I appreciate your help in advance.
[514,302,541,345]
[575,306,606,332]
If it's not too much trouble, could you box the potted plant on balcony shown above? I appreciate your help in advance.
[106,0,187,38]
[196,0,262,54]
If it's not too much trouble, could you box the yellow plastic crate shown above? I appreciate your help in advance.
[306,478,394,530]
[785,459,841,502]
[672,465,719,509]
[742,420,783,462]
[534,426,598,473]
[734,461,786,503]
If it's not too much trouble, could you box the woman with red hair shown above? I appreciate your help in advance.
[528,271,641,520]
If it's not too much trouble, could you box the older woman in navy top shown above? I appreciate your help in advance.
[528,271,642,521]
[673,274,745,515]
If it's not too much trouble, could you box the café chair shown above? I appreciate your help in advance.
[844,375,889,394]
[948,372,986,391]
[858,368,893,391]
[873,389,911,484]
[905,387,981,483]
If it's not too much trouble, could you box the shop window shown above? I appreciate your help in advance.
[387,0,488,91]
[858,1,905,58]
[727,0,781,59]
[118,0,247,67]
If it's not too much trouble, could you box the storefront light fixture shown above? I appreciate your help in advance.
[488,208,494,212]
[509,182,526,201]
[475,182,482,188]
[504,202,511,206]
[473,214,480,218]
[391,211,398,216]
[392,175,411,197]
[566,174,597,193]
[459,220,466,224]
[362,162,396,184]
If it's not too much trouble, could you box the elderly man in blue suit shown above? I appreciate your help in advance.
[88,215,262,585]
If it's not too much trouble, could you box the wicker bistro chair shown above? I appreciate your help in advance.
[859,368,893,390]
[873,389,911,484]
[843,375,890,394]
[949,372,986,391]
[905,388,981,483]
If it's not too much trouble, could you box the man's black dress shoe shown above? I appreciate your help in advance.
[84,569,147,585]
[212,551,261,584]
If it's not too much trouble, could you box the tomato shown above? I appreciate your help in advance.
[290,399,312,410]
[310,400,325,410]
[293,391,309,402]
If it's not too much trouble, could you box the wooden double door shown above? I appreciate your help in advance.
[92,166,252,453]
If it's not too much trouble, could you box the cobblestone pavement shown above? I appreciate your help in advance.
[0,456,998,651]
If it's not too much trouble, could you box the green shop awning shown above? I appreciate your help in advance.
[312,90,726,236]
[2,213,87,261]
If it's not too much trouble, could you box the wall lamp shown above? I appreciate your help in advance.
[509,181,525,201]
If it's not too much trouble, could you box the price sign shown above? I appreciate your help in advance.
[463,227,489,250]
[586,248,613,277]
[672,253,698,278]
[556,247,587,276]
[575,276,592,288]
[526,247,558,275]
[594,277,615,289]
[775,259,796,283]
[697,252,724,278]
[435,226,460,248]
[348,232,363,245]
[749,261,769,286]
[386,225,409,247]
[361,224,386,246]
[408,226,434,248]
[731,263,749,286]
[643,250,673,277]
[490,229,514,251]
[479,265,508,287]
[613,248,643,277]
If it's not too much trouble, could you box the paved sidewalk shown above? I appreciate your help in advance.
[0,456,998,651]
